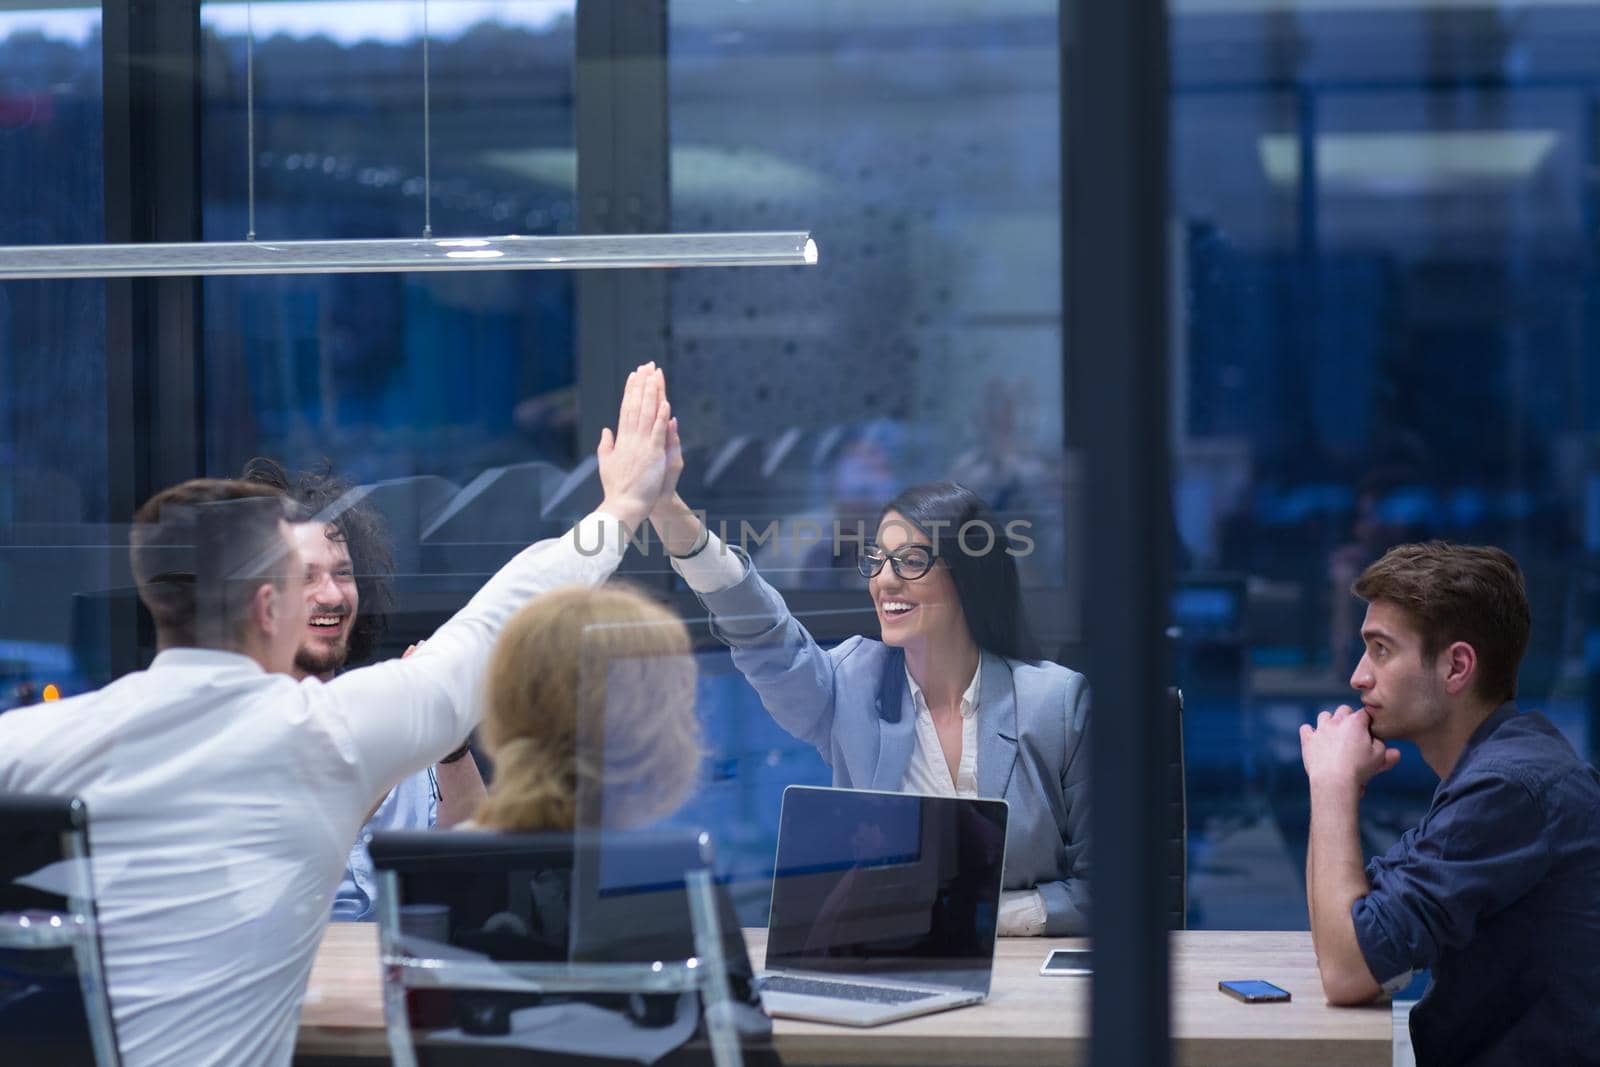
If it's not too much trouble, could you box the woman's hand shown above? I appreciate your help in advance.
[645,381,704,555]
[658,371,684,504]
[648,417,707,557]
[596,362,672,530]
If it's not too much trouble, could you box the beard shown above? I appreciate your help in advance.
[295,637,349,679]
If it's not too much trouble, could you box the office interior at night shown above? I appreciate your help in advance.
[3,2,1599,1065]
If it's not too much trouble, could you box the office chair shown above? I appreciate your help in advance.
[1166,687,1189,931]
[370,828,770,1067]
[0,793,121,1067]
[1053,645,1189,929]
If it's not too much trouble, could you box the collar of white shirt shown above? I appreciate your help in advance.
[904,656,982,718]
[149,647,265,675]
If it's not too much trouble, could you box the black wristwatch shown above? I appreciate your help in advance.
[439,739,474,765]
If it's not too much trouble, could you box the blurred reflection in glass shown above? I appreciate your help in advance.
[0,11,108,705]
[198,4,581,486]
[667,2,1065,591]
[1170,3,1600,938]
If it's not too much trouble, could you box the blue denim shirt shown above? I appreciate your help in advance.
[1352,703,1600,1066]
[331,768,438,922]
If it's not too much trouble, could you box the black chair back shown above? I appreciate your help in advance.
[368,828,774,1067]
[1165,688,1189,930]
[0,793,121,1066]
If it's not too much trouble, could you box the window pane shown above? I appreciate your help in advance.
[0,7,106,707]
[668,1,1065,594]
[663,0,1075,927]
[198,2,581,480]
[1173,3,1600,935]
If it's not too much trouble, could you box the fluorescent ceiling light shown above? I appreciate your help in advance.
[1179,0,1600,12]
[0,231,818,281]
[200,0,575,46]
[481,146,829,202]
[1259,130,1559,191]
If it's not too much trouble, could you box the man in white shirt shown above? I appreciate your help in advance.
[0,363,675,1067]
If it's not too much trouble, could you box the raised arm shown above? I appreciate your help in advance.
[326,363,674,800]
[650,436,845,756]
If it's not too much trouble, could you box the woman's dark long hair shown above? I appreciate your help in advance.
[873,481,1040,720]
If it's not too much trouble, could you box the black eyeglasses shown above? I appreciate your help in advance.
[858,544,936,580]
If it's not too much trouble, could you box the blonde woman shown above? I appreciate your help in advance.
[473,583,703,832]
[444,585,779,1064]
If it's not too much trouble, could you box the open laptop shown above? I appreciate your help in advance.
[757,785,1009,1027]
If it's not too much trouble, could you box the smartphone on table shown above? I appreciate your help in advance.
[1218,979,1291,1003]
[1039,948,1092,976]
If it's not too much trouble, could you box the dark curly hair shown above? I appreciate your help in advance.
[240,458,395,667]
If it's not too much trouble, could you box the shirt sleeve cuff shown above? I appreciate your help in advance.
[1350,893,1416,990]
[997,889,1049,937]
[566,510,617,564]
[670,529,746,593]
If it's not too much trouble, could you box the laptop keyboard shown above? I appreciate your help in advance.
[759,974,941,1006]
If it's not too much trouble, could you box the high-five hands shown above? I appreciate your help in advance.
[660,389,684,505]
[645,384,706,557]
[1299,705,1400,799]
[597,363,673,530]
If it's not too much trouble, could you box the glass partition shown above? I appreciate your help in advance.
[1171,1,1600,942]
[655,0,1074,927]
[182,1,1077,935]
[0,6,107,703]
[1,0,1098,1061]
[666,0,1067,595]
[197,2,583,485]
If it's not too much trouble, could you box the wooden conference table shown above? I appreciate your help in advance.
[297,924,1389,1066]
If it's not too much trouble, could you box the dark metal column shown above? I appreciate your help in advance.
[103,0,205,672]
[575,0,671,451]
[1063,0,1173,1064]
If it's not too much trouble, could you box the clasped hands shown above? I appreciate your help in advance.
[1299,705,1401,800]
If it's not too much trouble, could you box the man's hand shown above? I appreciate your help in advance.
[1300,705,1400,797]
[597,363,672,530]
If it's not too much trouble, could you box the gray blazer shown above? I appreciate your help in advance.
[692,554,1091,936]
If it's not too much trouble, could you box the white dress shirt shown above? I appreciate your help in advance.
[900,663,982,797]
[673,530,1048,935]
[0,512,624,1067]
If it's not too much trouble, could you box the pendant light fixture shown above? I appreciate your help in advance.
[0,1,816,281]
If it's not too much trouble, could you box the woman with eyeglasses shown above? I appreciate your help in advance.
[649,440,1090,937]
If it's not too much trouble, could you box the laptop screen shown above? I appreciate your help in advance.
[764,787,1008,994]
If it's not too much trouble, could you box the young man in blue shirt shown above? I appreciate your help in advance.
[1300,541,1600,1065]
